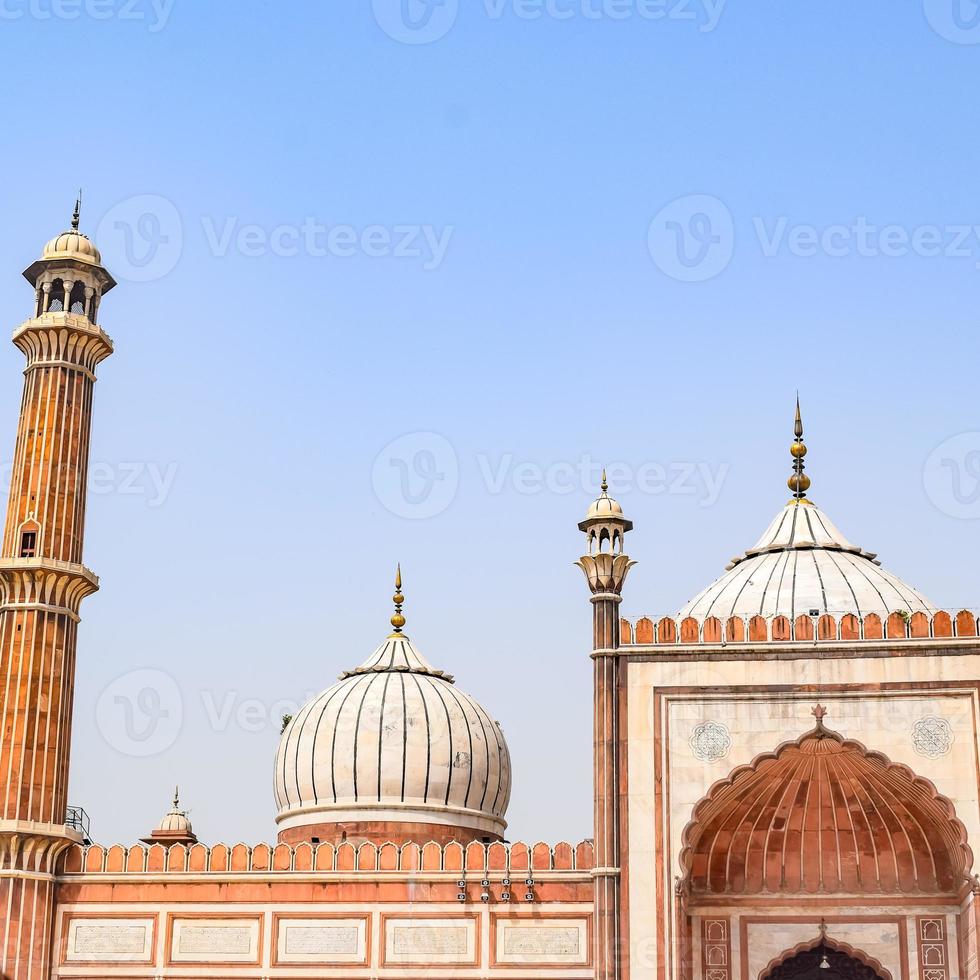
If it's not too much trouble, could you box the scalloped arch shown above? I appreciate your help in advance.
[679,721,973,895]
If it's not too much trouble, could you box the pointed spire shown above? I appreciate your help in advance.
[71,189,81,232]
[390,564,407,635]
[601,468,609,493]
[787,395,811,501]
[812,703,828,731]
[172,785,180,812]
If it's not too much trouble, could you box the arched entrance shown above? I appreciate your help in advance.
[762,942,888,980]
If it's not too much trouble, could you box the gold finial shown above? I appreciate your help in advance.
[787,395,811,500]
[601,469,609,494]
[71,190,81,232]
[390,564,406,635]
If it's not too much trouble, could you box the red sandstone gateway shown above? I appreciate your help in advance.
[0,218,977,980]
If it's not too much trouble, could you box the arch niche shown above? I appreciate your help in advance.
[679,708,972,896]
[761,938,892,980]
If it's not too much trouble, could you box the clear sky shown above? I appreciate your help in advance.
[0,1,979,845]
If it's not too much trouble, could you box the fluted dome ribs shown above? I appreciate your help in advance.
[677,500,935,622]
[274,634,511,842]
[681,720,970,896]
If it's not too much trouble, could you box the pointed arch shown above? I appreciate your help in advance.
[761,936,893,980]
[679,719,972,895]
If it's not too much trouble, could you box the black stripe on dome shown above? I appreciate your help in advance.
[410,672,432,803]
[352,673,382,803]
[376,670,392,802]
[442,683,475,810]
[308,682,348,807]
[330,674,372,804]
[822,548,862,614]
[399,673,408,803]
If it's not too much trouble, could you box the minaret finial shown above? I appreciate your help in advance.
[71,190,81,232]
[172,785,180,810]
[390,564,406,635]
[601,468,609,494]
[788,395,811,501]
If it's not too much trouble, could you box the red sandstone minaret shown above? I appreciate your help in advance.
[577,473,634,980]
[0,201,114,980]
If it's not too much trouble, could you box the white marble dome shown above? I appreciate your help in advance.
[274,632,511,840]
[677,499,936,622]
[41,229,103,266]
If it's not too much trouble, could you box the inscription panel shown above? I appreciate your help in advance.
[65,918,155,963]
[170,918,260,964]
[495,918,589,966]
[383,917,477,965]
[275,917,367,965]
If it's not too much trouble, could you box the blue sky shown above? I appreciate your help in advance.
[0,1,979,845]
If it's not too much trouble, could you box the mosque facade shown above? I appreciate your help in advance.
[0,220,977,980]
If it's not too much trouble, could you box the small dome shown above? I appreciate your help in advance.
[41,230,102,266]
[157,808,193,836]
[274,631,511,842]
[585,492,624,521]
[677,499,935,622]
[580,471,632,529]
[142,788,197,845]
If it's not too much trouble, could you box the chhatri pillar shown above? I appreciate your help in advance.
[0,200,115,980]
[577,473,635,980]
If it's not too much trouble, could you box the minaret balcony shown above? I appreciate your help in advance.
[13,313,114,373]
[0,557,99,618]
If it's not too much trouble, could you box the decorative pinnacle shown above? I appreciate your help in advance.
[71,190,81,232]
[601,468,609,493]
[788,395,811,500]
[812,704,827,730]
[172,785,180,811]
[390,564,406,635]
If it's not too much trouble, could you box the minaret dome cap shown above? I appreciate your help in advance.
[580,470,633,530]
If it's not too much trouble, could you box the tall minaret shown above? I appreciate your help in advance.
[576,473,634,980]
[0,202,114,980]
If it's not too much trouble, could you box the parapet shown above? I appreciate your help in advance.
[620,609,980,646]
